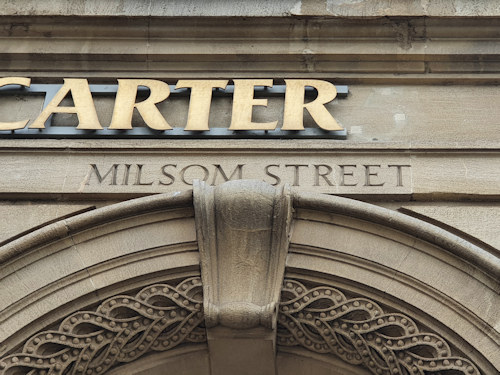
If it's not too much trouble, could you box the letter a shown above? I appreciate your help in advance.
[30,79,102,129]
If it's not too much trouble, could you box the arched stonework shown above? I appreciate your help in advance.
[0,278,484,375]
[0,278,205,375]
[278,279,480,375]
[0,181,498,375]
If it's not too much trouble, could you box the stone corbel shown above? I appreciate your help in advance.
[193,180,292,375]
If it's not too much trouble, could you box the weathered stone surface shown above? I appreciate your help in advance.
[394,203,500,250]
[0,17,499,79]
[106,349,212,375]
[0,148,497,198]
[1,0,499,17]
[0,1,497,373]
[0,203,95,244]
[1,84,500,144]
[0,192,197,349]
[194,180,292,375]
[0,182,497,374]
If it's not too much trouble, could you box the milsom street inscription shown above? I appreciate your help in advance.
[83,162,411,193]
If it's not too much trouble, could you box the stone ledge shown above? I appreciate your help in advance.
[1,0,500,18]
[0,17,499,79]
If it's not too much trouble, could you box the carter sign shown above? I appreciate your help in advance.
[0,78,343,132]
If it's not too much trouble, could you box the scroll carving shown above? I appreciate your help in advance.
[0,277,205,375]
[194,180,292,330]
[278,279,481,375]
[193,180,292,375]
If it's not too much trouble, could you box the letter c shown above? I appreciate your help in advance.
[0,77,31,130]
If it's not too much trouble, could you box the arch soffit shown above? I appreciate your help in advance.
[0,180,498,375]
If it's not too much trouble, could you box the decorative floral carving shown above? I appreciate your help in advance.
[278,279,481,375]
[0,276,487,375]
[0,277,205,375]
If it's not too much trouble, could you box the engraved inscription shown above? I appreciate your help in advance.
[84,163,411,191]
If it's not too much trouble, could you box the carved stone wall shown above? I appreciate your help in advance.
[0,0,499,373]
[0,278,205,375]
[0,181,498,374]
[278,279,480,375]
[0,278,488,375]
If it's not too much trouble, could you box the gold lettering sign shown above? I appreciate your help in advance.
[229,79,278,130]
[282,79,342,131]
[176,80,229,131]
[30,78,102,129]
[0,78,344,132]
[0,77,31,130]
[109,79,172,130]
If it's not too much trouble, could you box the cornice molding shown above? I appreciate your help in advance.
[0,17,499,81]
[1,1,500,18]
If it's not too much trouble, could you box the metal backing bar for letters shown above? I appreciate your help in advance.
[0,127,346,139]
[0,84,348,139]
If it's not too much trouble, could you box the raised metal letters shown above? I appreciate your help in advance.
[0,77,31,130]
[0,78,345,134]
[283,79,343,130]
[109,79,172,130]
[30,78,102,130]
[229,79,278,130]
[177,80,229,131]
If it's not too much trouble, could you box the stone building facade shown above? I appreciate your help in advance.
[0,1,498,374]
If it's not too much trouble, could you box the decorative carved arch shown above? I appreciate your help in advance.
[0,181,498,375]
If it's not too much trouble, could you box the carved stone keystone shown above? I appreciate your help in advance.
[193,180,292,375]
